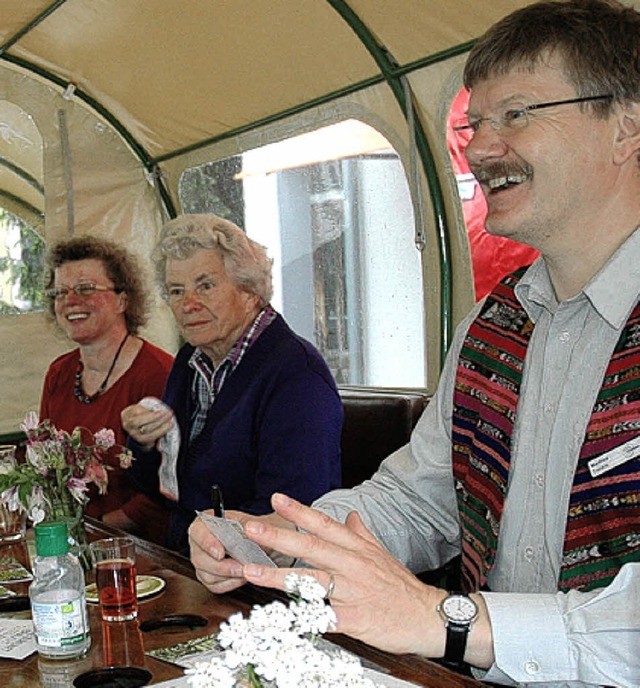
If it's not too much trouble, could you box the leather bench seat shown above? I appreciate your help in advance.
[338,387,460,589]
[338,387,430,488]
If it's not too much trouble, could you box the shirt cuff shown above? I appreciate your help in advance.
[480,591,572,683]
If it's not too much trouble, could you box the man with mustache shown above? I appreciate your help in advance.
[189,1,640,685]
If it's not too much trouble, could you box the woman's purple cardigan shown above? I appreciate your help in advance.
[129,313,343,553]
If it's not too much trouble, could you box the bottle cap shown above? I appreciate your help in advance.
[34,520,70,557]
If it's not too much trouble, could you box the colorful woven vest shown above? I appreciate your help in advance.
[452,270,640,593]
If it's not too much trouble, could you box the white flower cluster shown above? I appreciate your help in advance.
[186,573,381,688]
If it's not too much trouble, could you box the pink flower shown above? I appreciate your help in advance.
[27,486,47,524]
[83,460,109,495]
[94,428,115,449]
[26,444,50,475]
[66,478,89,503]
[20,410,40,434]
[9,414,131,516]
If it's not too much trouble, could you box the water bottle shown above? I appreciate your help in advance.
[29,520,91,659]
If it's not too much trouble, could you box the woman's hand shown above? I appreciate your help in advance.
[121,400,175,448]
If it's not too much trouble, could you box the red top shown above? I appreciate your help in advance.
[39,339,173,541]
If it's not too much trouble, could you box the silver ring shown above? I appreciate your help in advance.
[325,573,336,600]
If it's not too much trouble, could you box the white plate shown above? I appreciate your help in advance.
[85,574,166,603]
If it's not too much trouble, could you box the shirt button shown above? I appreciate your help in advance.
[535,474,544,488]
[524,546,534,562]
[559,331,570,343]
[524,659,541,675]
[544,403,554,414]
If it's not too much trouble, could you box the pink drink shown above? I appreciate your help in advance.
[101,618,145,667]
[95,559,138,621]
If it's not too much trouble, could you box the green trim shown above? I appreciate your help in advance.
[394,40,475,78]
[0,54,176,218]
[325,0,452,362]
[0,189,43,218]
[0,157,44,194]
[150,75,383,165]
[0,0,69,55]
[326,0,398,79]
[0,5,480,361]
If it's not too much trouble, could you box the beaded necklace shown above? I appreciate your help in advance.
[74,332,130,404]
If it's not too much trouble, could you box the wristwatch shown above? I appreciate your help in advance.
[437,592,478,665]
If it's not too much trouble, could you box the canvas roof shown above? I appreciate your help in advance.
[0,1,530,184]
[0,0,620,433]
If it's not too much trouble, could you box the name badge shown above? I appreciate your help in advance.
[587,435,640,478]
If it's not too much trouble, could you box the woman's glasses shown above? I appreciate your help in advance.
[46,282,122,301]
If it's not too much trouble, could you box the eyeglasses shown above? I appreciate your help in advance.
[164,280,215,305]
[46,282,122,301]
[452,94,613,147]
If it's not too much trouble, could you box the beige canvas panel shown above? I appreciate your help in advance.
[0,66,178,435]
[8,0,378,159]
[0,1,51,45]
[1,314,67,435]
[347,1,531,65]
[0,100,43,218]
[4,0,543,161]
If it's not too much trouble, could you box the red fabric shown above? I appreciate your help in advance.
[39,339,173,541]
[447,88,540,300]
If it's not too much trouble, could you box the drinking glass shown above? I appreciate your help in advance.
[0,445,26,542]
[90,537,138,621]
[101,619,145,667]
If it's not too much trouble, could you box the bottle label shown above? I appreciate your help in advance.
[32,597,89,647]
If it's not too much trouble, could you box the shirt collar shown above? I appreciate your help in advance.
[516,226,640,329]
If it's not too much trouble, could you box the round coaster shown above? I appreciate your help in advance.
[135,574,166,599]
[85,575,165,603]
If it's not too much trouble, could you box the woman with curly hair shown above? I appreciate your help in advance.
[40,236,173,542]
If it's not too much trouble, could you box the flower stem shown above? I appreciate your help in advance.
[247,664,263,688]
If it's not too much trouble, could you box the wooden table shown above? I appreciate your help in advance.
[0,519,485,687]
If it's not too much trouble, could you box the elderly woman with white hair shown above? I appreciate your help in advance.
[122,214,342,553]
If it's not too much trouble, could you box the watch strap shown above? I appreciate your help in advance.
[443,621,470,664]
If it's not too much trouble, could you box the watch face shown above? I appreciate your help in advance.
[442,594,478,623]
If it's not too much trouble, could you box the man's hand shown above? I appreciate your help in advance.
[238,493,494,665]
[188,509,294,594]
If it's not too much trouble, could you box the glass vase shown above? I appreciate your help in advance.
[0,445,27,542]
[47,495,93,574]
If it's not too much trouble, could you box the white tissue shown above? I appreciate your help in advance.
[139,396,181,501]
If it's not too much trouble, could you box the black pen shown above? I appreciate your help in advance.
[211,484,225,518]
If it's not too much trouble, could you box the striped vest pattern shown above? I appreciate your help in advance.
[452,270,640,592]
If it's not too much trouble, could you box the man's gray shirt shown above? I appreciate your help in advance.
[314,228,640,687]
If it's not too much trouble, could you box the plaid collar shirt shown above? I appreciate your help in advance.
[187,304,277,443]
